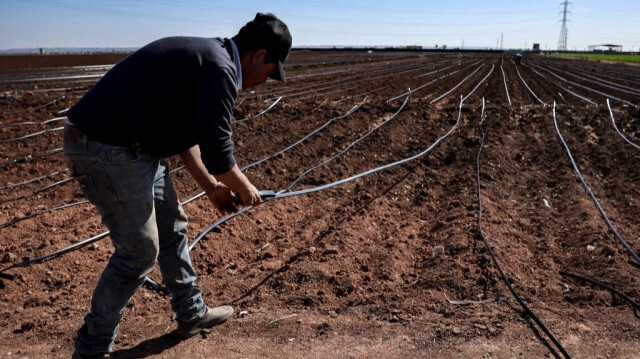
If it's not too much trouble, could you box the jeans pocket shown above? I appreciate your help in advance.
[98,146,139,163]
[74,174,105,215]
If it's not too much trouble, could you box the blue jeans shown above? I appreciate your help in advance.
[63,124,206,354]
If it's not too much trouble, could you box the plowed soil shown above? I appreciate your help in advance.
[1,51,639,358]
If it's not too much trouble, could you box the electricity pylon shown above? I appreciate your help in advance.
[558,0,571,51]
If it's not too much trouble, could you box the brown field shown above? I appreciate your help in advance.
[1,51,640,358]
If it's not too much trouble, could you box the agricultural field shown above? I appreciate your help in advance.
[557,52,640,64]
[1,51,639,358]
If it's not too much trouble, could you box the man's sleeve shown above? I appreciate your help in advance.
[196,64,238,175]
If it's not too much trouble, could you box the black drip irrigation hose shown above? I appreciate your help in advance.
[180,95,464,290]
[387,61,478,103]
[514,63,546,105]
[0,201,89,229]
[500,61,512,107]
[607,99,640,150]
[0,126,64,144]
[0,147,63,167]
[430,63,485,104]
[0,177,73,205]
[536,64,636,107]
[1,100,326,211]
[329,60,455,103]
[1,69,485,296]
[0,98,366,278]
[0,91,69,117]
[242,98,367,171]
[559,271,640,319]
[232,97,282,124]
[0,116,66,129]
[234,99,328,155]
[528,65,596,105]
[282,94,410,193]
[553,102,640,267]
[0,99,330,231]
[279,92,411,193]
[545,64,640,97]
[476,98,571,359]
[266,59,434,103]
[0,231,110,280]
[0,168,69,190]
[335,60,455,104]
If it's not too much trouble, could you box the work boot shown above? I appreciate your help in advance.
[71,350,110,359]
[176,305,233,338]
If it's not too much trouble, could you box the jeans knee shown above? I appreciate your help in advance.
[112,244,159,279]
[135,245,160,272]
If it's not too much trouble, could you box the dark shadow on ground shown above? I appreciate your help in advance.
[111,331,182,359]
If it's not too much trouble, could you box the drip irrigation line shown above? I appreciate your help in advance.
[528,66,595,105]
[242,98,367,171]
[0,92,69,116]
[0,201,89,229]
[0,126,64,144]
[287,68,351,80]
[430,63,485,104]
[567,64,640,87]
[232,97,282,124]
[476,98,570,359]
[0,169,68,190]
[275,96,463,200]
[553,102,640,267]
[462,65,494,103]
[607,99,640,150]
[165,100,328,175]
[295,86,361,102]
[337,59,460,104]
[557,92,567,103]
[260,61,415,100]
[0,116,66,129]
[0,147,62,167]
[534,64,636,107]
[500,65,512,106]
[0,178,73,205]
[282,94,410,193]
[192,71,494,250]
[559,271,640,319]
[1,74,102,84]
[0,98,366,278]
[546,65,640,97]
[445,294,520,305]
[235,99,328,155]
[171,96,466,296]
[0,231,111,279]
[387,62,474,103]
[514,64,546,105]
[285,60,433,102]
[266,60,434,102]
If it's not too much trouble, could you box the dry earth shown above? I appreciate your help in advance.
[1,51,640,358]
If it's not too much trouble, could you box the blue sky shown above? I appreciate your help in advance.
[2,0,639,51]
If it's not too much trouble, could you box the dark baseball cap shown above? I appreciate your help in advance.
[240,13,292,82]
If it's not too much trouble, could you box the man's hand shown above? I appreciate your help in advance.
[238,184,262,207]
[206,183,239,214]
[180,146,262,212]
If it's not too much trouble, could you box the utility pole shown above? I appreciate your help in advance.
[558,0,571,51]
[500,33,504,50]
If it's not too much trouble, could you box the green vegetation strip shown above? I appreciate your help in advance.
[557,53,640,63]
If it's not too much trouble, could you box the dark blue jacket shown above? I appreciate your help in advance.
[68,36,238,175]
